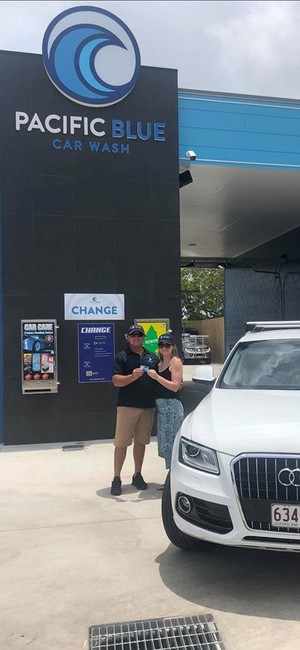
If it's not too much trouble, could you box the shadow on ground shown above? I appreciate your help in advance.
[96,483,164,502]
[156,542,300,621]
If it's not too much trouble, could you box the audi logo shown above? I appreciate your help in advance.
[278,468,300,487]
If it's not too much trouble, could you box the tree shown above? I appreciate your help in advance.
[181,268,224,320]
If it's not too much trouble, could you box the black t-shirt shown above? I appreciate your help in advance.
[155,367,181,400]
[113,346,159,408]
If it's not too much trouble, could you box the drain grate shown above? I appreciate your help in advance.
[62,444,85,451]
[89,614,225,650]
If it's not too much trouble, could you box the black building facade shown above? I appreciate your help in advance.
[224,227,300,354]
[0,50,181,444]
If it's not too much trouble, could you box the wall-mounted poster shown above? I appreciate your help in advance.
[21,320,59,394]
[135,319,170,353]
[78,323,115,383]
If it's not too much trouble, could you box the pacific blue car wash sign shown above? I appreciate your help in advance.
[14,6,167,155]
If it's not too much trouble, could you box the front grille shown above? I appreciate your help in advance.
[243,536,300,545]
[176,493,233,534]
[233,455,300,532]
[89,615,226,650]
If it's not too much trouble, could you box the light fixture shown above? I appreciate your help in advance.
[179,170,193,188]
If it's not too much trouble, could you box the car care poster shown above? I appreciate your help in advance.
[135,319,170,353]
[21,320,58,393]
[78,323,115,383]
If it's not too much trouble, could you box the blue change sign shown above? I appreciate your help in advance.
[78,323,114,383]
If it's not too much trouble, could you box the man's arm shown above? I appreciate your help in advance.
[112,368,143,387]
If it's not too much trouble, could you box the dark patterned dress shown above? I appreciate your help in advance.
[155,366,184,469]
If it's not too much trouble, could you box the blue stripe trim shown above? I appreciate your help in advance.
[178,91,300,170]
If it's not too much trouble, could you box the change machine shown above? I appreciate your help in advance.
[21,319,59,394]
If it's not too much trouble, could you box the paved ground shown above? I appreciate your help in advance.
[1,364,300,650]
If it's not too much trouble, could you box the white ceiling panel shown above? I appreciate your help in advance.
[180,164,300,260]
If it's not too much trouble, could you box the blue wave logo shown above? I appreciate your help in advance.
[42,6,141,107]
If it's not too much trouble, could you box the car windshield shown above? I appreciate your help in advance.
[219,339,300,390]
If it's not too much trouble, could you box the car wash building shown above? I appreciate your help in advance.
[179,90,300,353]
[1,5,300,445]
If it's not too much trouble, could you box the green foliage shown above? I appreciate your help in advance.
[181,268,224,320]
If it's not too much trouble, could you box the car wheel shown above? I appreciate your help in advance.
[33,341,41,352]
[161,472,211,551]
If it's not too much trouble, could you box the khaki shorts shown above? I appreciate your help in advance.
[114,406,155,447]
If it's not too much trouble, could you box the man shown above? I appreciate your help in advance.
[110,324,159,496]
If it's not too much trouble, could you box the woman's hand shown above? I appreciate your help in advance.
[147,369,158,380]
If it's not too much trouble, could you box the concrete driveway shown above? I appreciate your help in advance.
[1,438,300,650]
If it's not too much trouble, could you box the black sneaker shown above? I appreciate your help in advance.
[132,472,148,490]
[110,476,122,496]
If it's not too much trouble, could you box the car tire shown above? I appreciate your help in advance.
[33,341,41,352]
[161,472,211,551]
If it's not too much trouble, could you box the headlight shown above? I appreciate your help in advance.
[179,436,219,474]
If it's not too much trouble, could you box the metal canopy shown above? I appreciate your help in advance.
[180,164,300,265]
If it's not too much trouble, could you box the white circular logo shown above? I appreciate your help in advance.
[278,467,300,487]
[42,6,141,107]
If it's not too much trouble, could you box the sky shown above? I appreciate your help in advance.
[1,0,300,100]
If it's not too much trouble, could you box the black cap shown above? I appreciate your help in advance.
[140,352,158,369]
[127,324,145,336]
[158,333,174,345]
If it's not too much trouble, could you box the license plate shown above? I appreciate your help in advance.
[271,504,300,528]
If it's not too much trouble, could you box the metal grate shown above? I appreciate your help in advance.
[62,443,85,451]
[233,455,300,532]
[89,615,225,650]
[233,456,300,502]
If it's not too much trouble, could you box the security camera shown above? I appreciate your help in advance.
[186,150,196,161]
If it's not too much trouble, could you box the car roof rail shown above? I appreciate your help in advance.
[245,321,300,332]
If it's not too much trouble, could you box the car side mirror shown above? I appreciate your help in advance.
[192,365,215,385]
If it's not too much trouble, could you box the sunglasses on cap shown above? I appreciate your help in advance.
[158,342,172,348]
[128,332,144,338]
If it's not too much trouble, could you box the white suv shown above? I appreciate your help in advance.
[162,321,300,552]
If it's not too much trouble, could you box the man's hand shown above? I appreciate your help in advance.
[132,367,143,380]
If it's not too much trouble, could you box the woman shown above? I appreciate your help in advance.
[147,333,184,481]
